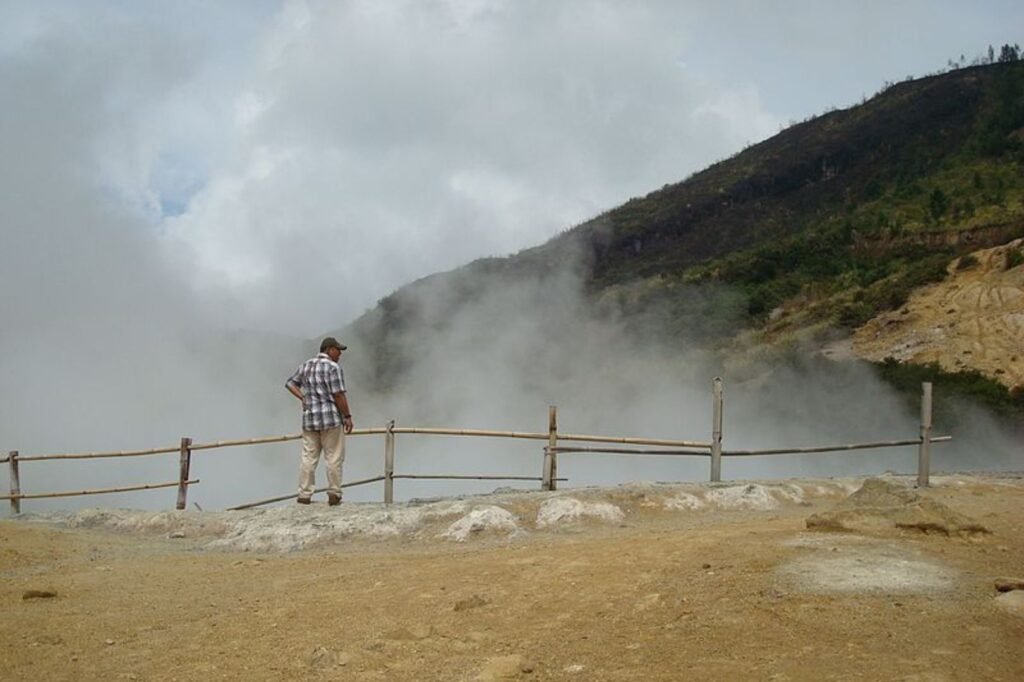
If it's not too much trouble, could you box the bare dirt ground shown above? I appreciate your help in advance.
[2,475,1023,682]
[853,238,1024,390]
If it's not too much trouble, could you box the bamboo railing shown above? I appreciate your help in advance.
[3,380,947,514]
[0,479,198,501]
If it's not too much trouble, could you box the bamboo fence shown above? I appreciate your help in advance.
[3,380,947,514]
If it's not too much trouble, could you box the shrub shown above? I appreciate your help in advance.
[928,188,949,220]
[1006,248,1024,270]
[836,301,874,328]
[957,253,979,270]
[874,359,1024,423]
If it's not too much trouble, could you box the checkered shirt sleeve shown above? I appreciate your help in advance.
[286,353,347,431]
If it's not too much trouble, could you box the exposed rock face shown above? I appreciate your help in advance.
[535,497,624,527]
[995,577,1024,592]
[853,238,1024,390]
[806,478,991,537]
[442,506,520,542]
[994,590,1024,616]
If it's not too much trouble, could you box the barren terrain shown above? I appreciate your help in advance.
[2,475,1023,681]
[854,238,1024,389]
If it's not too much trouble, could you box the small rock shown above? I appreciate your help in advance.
[310,645,336,669]
[995,577,1024,592]
[564,663,585,673]
[105,639,115,646]
[35,634,63,646]
[22,590,57,600]
[520,660,535,673]
[634,593,662,612]
[477,654,524,680]
[169,530,186,539]
[384,625,433,641]
[454,594,489,611]
[995,590,1024,616]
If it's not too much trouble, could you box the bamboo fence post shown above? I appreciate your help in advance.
[710,378,723,483]
[917,382,933,488]
[384,420,396,504]
[176,437,192,510]
[8,451,20,514]
[543,406,558,491]
[550,406,559,491]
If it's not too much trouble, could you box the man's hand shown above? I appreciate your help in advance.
[333,391,353,433]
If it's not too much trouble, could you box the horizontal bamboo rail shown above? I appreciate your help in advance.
[10,429,389,462]
[11,428,707,463]
[552,446,712,456]
[389,426,710,449]
[562,433,711,449]
[0,479,198,501]
[553,436,952,458]
[391,427,548,440]
[723,435,952,456]
[225,475,386,511]
[392,474,565,481]
[190,434,299,451]
[17,445,183,462]
[189,428,390,451]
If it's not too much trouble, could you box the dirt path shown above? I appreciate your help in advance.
[2,476,1023,681]
[853,238,1024,390]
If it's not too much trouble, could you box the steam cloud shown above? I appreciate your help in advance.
[3,3,1021,516]
[3,216,1019,514]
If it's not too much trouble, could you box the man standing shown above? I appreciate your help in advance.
[285,337,354,505]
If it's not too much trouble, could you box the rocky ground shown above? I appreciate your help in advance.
[2,474,1023,681]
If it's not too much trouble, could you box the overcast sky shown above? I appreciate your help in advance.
[1,1,1022,509]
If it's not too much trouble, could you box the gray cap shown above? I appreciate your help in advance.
[320,337,348,352]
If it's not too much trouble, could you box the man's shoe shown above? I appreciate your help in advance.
[327,493,341,506]
[297,497,312,505]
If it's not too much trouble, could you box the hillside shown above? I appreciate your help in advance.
[345,61,1024,404]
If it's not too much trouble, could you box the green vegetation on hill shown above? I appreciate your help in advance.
[873,358,1024,429]
[592,61,1024,335]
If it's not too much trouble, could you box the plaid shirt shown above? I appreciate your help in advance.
[286,353,347,431]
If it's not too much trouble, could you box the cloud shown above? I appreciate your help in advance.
[166,0,782,332]
[0,3,304,511]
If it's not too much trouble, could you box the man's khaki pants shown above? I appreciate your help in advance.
[298,426,345,499]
